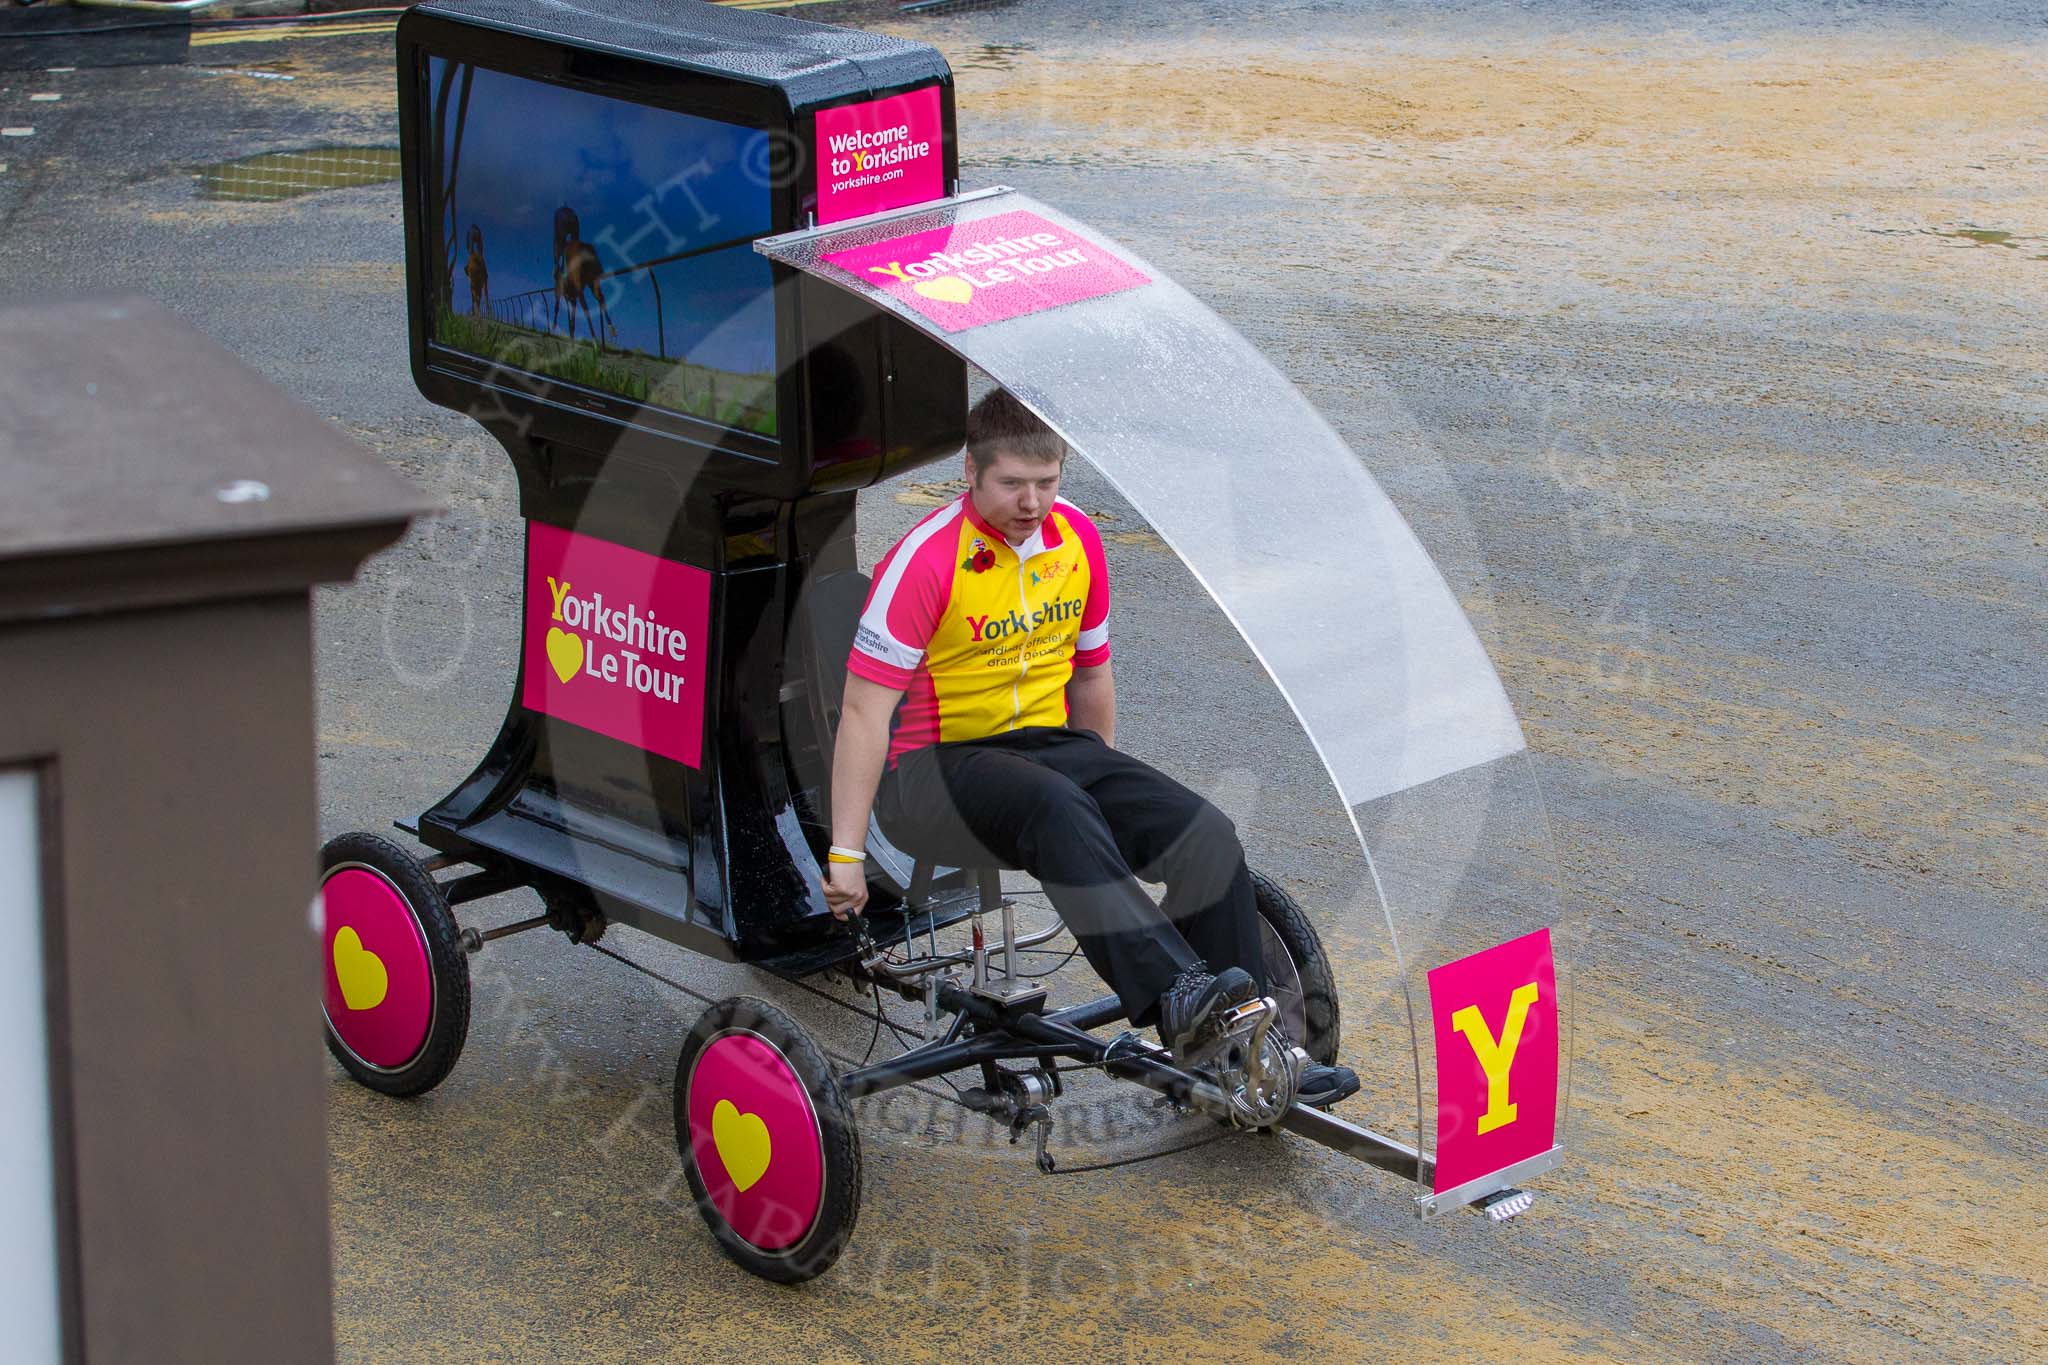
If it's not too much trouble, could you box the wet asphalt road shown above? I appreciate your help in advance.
[2,1,2043,1359]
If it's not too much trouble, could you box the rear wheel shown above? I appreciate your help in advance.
[319,832,470,1097]
[1249,869,1340,1066]
[674,996,861,1283]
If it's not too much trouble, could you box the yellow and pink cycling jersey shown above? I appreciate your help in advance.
[848,493,1112,766]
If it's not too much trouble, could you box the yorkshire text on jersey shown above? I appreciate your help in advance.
[848,495,1111,765]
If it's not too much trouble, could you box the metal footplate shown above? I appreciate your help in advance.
[973,975,1049,1008]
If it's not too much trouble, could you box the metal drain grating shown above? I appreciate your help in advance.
[197,146,401,202]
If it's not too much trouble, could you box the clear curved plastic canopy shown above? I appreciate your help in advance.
[761,191,1574,1210]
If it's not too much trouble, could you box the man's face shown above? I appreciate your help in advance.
[968,447,1064,546]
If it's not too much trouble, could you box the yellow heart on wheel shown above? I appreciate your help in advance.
[545,626,583,684]
[912,275,974,306]
[332,926,389,1012]
[711,1098,773,1193]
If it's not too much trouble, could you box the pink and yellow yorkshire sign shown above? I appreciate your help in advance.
[521,523,713,768]
[1427,927,1560,1193]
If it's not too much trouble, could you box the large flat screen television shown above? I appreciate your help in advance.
[422,57,780,439]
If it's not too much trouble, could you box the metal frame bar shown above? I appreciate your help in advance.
[838,976,1073,1097]
[1011,1012,1437,1182]
[862,918,1063,980]
[1278,1106,1428,1184]
[755,185,1013,251]
[832,974,1435,1185]
[439,868,522,906]
[839,1034,1075,1100]
[1044,993,1125,1031]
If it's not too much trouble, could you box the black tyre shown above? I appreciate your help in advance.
[1250,869,1341,1067]
[674,996,862,1283]
[318,832,471,1097]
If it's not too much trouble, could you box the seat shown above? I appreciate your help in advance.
[906,860,1005,918]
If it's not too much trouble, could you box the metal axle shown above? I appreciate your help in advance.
[458,912,552,955]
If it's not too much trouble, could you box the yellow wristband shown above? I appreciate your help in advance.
[827,852,865,865]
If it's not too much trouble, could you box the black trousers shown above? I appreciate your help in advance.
[874,727,1261,1027]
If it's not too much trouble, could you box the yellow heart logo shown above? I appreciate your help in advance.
[545,626,583,684]
[332,927,388,1012]
[711,1098,773,1193]
[912,275,974,306]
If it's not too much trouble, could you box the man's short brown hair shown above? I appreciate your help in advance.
[966,388,1067,478]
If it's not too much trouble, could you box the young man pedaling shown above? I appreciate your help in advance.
[820,388,1359,1109]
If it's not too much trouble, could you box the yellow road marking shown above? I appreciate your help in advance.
[186,1,846,50]
[189,2,837,48]
[190,20,398,47]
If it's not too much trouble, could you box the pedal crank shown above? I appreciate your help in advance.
[1190,996,1303,1129]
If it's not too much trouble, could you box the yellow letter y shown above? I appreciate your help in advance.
[1451,983,1539,1135]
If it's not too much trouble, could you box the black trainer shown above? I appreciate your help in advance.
[1268,1016,1360,1109]
[1293,1060,1360,1109]
[1156,963,1257,1059]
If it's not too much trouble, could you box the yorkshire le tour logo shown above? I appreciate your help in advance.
[870,228,1093,308]
[967,599,1084,643]
[824,209,1152,335]
[544,576,689,701]
[523,524,711,768]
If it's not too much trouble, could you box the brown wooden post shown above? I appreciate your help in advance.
[0,296,431,1365]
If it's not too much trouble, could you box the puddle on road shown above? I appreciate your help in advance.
[1944,228,2019,247]
[954,42,1033,71]
[900,0,1018,18]
[1869,224,2043,253]
[894,478,968,507]
[196,145,399,202]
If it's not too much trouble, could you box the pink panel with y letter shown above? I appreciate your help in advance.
[1428,926,1560,1192]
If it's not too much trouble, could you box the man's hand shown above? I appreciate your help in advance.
[822,860,869,920]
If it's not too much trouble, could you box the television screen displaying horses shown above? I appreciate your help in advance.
[425,58,779,438]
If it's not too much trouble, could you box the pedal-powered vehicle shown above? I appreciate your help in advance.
[322,0,1578,1282]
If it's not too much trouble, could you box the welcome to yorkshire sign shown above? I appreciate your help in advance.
[815,87,945,226]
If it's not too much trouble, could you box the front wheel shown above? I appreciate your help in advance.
[1249,869,1341,1066]
[674,996,862,1283]
[319,832,471,1097]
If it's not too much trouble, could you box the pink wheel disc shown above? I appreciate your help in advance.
[321,867,436,1070]
[687,1033,825,1253]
